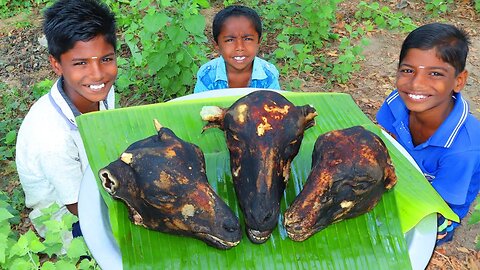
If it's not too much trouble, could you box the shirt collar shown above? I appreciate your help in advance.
[48,77,113,130]
[387,90,469,148]
[432,93,469,148]
[214,56,267,84]
[49,78,78,130]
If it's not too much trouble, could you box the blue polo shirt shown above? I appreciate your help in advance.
[194,56,280,93]
[377,90,480,220]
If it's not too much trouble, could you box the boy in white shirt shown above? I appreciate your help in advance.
[15,0,118,239]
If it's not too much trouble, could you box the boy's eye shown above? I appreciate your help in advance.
[73,61,87,66]
[102,57,114,63]
[244,37,254,41]
[430,71,443,77]
[224,38,234,42]
[399,68,413,74]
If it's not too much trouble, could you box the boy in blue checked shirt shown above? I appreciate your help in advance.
[376,23,480,246]
[194,5,280,92]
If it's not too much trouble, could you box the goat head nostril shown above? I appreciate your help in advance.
[223,219,239,232]
[263,212,273,222]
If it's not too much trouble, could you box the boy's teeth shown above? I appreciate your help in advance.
[408,93,427,100]
[89,83,105,90]
[234,56,246,61]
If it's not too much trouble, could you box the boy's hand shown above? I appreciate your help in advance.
[66,203,78,216]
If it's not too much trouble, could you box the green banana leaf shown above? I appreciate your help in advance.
[77,91,456,269]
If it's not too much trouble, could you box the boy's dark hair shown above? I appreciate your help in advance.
[212,5,262,44]
[43,0,117,61]
[399,23,470,75]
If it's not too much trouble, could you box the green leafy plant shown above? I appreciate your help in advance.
[355,1,417,32]
[424,0,453,15]
[0,0,52,19]
[104,0,210,104]
[475,0,480,13]
[467,199,480,250]
[319,22,369,84]
[255,0,345,88]
[0,191,98,269]
[31,79,53,99]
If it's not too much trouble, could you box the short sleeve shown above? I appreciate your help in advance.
[269,77,280,90]
[194,66,208,93]
[39,136,83,205]
[432,151,477,205]
[376,101,394,132]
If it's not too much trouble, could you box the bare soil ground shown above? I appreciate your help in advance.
[0,2,479,269]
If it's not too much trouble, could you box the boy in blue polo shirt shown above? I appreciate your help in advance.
[376,23,480,245]
[194,5,280,93]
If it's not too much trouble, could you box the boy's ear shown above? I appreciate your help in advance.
[49,55,63,76]
[453,70,468,93]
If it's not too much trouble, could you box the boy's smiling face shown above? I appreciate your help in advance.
[49,35,117,113]
[215,15,260,75]
[396,48,467,116]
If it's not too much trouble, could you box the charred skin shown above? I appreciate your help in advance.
[284,126,397,242]
[202,90,317,243]
[99,124,241,250]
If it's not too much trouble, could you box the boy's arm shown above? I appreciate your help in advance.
[193,63,211,93]
[66,203,78,216]
[269,78,281,90]
[194,79,208,93]
[39,138,84,211]
[432,151,478,207]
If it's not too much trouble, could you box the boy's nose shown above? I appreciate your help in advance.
[89,62,104,80]
[235,40,245,51]
[411,73,427,89]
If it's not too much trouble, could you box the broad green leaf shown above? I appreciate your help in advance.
[142,13,169,33]
[160,0,172,7]
[29,238,46,253]
[468,210,480,225]
[146,52,168,74]
[184,14,205,35]
[53,260,77,270]
[194,0,209,8]
[0,233,7,264]
[61,212,78,228]
[0,208,13,222]
[77,258,95,270]
[9,233,29,258]
[66,238,88,259]
[78,92,455,269]
[40,261,56,270]
[166,26,188,45]
[5,130,16,144]
[9,258,34,270]
[138,0,151,9]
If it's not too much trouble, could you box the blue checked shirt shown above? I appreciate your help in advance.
[194,56,280,93]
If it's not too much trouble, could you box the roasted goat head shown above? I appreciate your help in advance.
[98,120,241,249]
[201,90,317,243]
[284,126,397,242]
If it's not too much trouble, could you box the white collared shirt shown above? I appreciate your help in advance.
[15,78,115,234]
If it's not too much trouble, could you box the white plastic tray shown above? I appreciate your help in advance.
[78,88,436,270]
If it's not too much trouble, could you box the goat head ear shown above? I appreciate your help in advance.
[200,106,227,131]
[299,105,317,130]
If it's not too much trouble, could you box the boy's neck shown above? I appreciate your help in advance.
[59,77,100,115]
[226,64,253,88]
[408,99,455,145]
